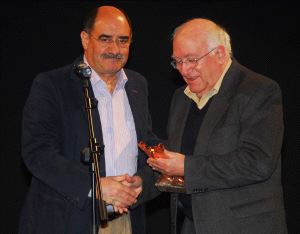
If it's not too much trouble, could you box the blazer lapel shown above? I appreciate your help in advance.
[70,57,88,118]
[169,94,191,152]
[69,62,106,174]
[193,95,229,155]
[193,60,240,155]
[125,79,143,140]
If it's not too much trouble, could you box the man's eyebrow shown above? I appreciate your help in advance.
[98,35,129,40]
[98,34,112,39]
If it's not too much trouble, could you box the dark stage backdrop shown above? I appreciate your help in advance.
[2,1,299,233]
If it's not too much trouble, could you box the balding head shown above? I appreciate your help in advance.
[83,5,132,35]
[174,18,217,38]
[172,18,232,56]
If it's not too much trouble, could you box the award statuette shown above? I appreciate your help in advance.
[138,141,186,193]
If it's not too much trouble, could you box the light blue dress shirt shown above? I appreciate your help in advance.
[89,67,138,177]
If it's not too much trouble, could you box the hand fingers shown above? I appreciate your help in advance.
[116,181,140,204]
[124,174,134,183]
[147,158,161,168]
[101,177,139,207]
[112,194,136,208]
[110,174,127,182]
[113,205,128,214]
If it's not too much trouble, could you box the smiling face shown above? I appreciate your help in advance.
[80,6,132,79]
[172,19,227,97]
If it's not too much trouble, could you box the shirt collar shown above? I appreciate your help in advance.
[83,56,128,91]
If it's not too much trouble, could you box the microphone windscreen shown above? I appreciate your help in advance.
[74,62,92,79]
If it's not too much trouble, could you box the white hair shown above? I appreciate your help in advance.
[207,24,232,57]
[172,18,233,57]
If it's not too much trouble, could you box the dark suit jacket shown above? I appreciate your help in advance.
[167,60,287,234]
[19,58,159,234]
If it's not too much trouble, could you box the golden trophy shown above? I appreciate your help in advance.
[138,141,186,193]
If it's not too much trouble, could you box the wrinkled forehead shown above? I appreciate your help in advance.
[92,14,131,36]
[174,19,214,41]
[174,30,207,49]
[175,26,208,42]
[172,29,210,57]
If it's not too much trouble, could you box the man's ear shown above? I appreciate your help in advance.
[215,45,227,64]
[80,31,89,50]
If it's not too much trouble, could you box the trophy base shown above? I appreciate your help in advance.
[155,175,186,193]
[155,183,186,193]
[137,142,186,193]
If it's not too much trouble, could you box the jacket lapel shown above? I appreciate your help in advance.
[125,79,142,140]
[174,98,191,151]
[70,58,104,141]
[168,93,191,152]
[69,57,88,118]
[193,60,241,155]
[193,95,229,155]
[69,60,106,174]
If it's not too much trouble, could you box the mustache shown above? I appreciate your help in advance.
[101,53,124,59]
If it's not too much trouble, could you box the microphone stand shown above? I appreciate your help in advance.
[74,63,108,234]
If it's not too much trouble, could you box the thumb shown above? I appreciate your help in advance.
[111,174,127,182]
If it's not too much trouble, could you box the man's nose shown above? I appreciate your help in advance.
[179,61,195,74]
[107,40,121,52]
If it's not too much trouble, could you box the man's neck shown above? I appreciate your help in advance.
[99,74,118,94]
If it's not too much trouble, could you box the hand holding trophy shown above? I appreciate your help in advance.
[138,141,186,193]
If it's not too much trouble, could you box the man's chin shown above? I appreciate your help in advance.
[103,65,123,74]
[188,85,201,93]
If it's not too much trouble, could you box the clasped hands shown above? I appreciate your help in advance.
[100,174,142,214]
[99,149,185,214]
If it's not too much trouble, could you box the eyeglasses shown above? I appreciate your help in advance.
[170,47,217,70]
[89,34,131,48]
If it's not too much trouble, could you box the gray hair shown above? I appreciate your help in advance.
[172,18,233,57]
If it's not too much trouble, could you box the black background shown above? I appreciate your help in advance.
[2,1,299,233]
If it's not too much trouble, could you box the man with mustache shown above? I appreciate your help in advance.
[19,5,159,234]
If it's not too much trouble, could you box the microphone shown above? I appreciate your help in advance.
[74,62,92,80]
